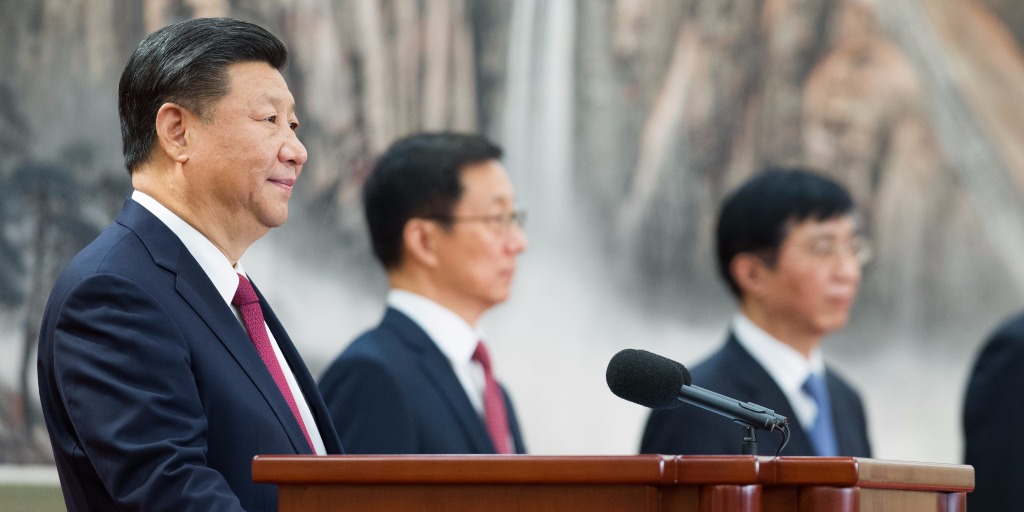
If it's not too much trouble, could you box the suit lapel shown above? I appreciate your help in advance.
[178,261,315,454]
[722,335,815,456]
[118,200,313,455]
[384,309,494,453]
[253,281,343,454]
[825,372,858,457]
[500,386,526,454]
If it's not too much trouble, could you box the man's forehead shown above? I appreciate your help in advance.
[785,215,859,237]
[225,63,292,96]
[457,162,515,199]
[457,189,516,211]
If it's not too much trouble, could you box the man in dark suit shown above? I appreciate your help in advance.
[37,18,342,511]
[319,133,528,454]
[964,315,1024,511]
[640,168,872,457]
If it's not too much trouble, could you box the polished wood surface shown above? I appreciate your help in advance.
[253,454,676,484]
[766,457,974,490]
[252,455,973,512]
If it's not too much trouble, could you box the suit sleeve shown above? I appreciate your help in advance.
[964,328,1024,511]
[319,355,420,454]
[52,274,245,512]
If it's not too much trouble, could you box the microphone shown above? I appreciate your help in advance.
[606,349,788,432]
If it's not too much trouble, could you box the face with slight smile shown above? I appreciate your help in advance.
[184,61,307,241]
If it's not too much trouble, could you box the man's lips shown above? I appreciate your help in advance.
[269,177,295,189]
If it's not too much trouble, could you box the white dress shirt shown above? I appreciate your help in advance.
[731,313,827,431]
[132,190,326,455]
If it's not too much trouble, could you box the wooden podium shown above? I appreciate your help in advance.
[252,455,973,512]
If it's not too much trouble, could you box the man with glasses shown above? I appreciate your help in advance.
[319,132,529,454]
[640,168,873,457]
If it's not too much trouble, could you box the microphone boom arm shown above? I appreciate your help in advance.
[677,384,788,432]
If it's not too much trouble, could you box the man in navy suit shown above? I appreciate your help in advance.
[319,133,528,454]
[37,18,342,511]
[641,169,873,457]
[964,316,1024,511]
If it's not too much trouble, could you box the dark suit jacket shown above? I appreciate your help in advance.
[963,312,1024,512]
[37,199,343,512]
[318,307,526,454]
[640,334,871,457]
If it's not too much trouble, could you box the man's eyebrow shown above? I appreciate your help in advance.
[261,93,296,109]
[487,192,514,203]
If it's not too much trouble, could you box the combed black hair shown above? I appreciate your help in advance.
[716,167,855,297]
[118,17,288,173]
[363,132,503,269]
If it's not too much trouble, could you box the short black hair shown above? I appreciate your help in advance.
[716,167,855,297]
[363,132,504,269]
[118,17,288,174]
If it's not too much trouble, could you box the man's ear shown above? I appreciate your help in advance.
[731,252,771,298]
[401,218,441,268]
[154,102,191,164]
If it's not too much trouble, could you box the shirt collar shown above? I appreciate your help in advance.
[731,312,825,395]
[131,190,242,305]
[386,289,482,363]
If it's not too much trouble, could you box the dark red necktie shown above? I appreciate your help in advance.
[232,273,314,451]
[472,341,512,454]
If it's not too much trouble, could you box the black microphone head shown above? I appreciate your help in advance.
[606,349,692,409]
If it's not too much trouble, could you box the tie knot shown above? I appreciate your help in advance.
[472,341,492,372]
[232,274,260,307]
[802,373,827,403]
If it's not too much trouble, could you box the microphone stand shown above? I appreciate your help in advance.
[740,424,757,455]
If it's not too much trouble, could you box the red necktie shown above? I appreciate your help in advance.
[232,273,314,451]
[472,341,513,454]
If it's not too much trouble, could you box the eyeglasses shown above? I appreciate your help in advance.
[750,235,873,267]
[804,235,873,266]
[424,210,528,235]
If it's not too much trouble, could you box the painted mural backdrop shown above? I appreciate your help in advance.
[3,0,1024,464]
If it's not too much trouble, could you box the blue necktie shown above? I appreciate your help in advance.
[802,373,839,456]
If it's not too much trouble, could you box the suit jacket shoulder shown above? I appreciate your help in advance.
[640,334,871,457]
[319,307,526,454]
[963,312,1024,511]
[38,199,340,512]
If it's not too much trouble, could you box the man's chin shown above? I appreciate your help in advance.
[259,207,290,228]
[486,291,512,309]
[820,316,851,335]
